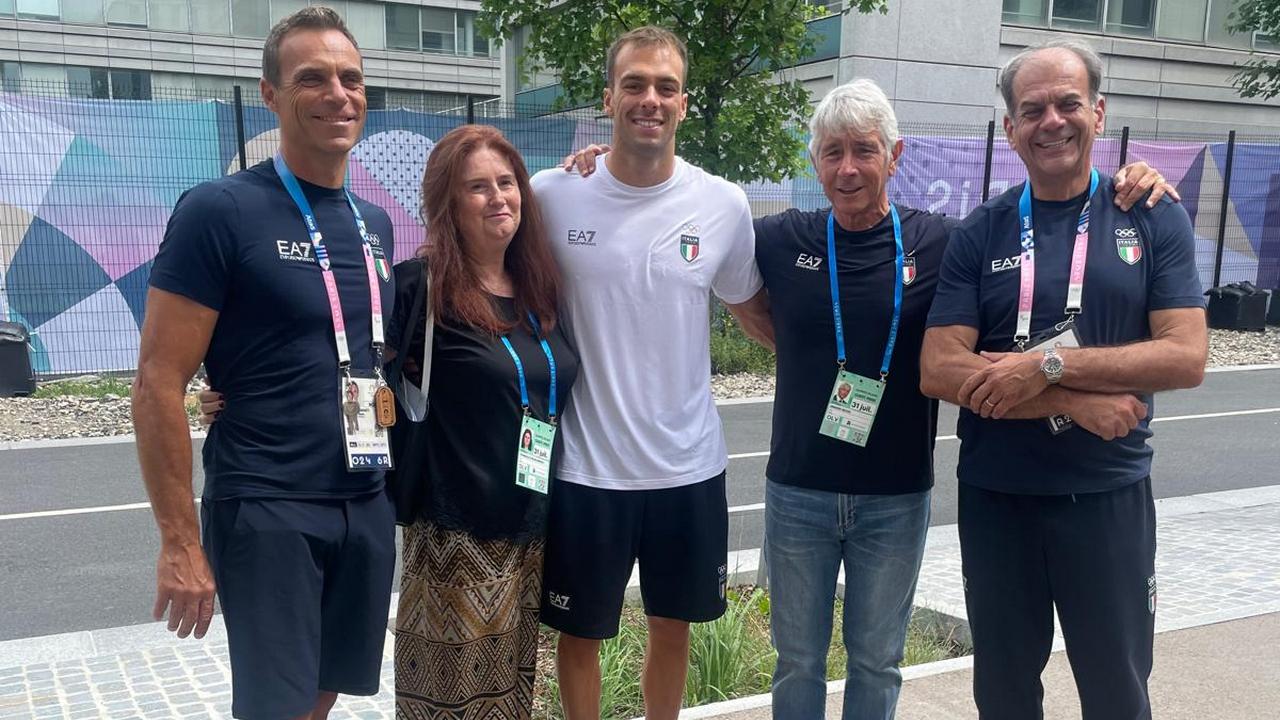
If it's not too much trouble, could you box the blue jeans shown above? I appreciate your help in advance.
[765,480,931,720]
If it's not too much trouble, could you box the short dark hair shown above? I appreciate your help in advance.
[606,26,688,87]
[262,6,360,86]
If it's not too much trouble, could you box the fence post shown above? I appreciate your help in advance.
[1212,130,1236,288]
[1118,125,1130,168]
[233,85,248,172]
[466,94,476,124]
[981,119,995,203]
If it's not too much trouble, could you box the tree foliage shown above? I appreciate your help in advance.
[1228,0,1280,99]
[478,1,889,183]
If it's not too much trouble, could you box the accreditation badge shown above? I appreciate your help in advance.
[818,369,886,447]
[515,415,556,494]
[1021,320,1082,435]
[338,373,393,471]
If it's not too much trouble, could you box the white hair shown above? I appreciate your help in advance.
[808,78,899,159]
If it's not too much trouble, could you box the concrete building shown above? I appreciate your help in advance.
[507,0,1280,135]
[0,0,500,109]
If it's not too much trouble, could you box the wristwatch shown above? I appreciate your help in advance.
[1041,347,1065,384]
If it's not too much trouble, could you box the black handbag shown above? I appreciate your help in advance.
[384,259,433,526]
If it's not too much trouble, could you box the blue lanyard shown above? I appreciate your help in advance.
[273,155,374,272]
[500,312,559,420]
[272,154,385,369]
[827,205,904,380]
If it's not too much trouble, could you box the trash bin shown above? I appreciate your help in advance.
[0,321,36,397]
[1205,282,1268,332]
[1269,289,1280,327]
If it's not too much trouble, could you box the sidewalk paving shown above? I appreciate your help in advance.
[714,612,1280,720]
[2,485,1278,719]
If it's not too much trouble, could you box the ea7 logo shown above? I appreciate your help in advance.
[795,253,823,271]
[568,229,597,246]
[276,240,316,263]
[548,592,571,611]
[991,254,1021,274]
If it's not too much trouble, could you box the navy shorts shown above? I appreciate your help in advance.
[540,473,729,639]
[201,491,396,719]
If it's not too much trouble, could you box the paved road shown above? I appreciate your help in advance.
[1,368,1277,641]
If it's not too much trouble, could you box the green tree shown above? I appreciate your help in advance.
[478,1,888,184]
[1228,0,1280,99]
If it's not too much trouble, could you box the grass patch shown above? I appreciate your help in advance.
[710,301,776,375]
[532,587,965,719]
[32,376,133,399]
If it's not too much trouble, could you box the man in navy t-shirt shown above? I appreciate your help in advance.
[132,8,395,719]
[922,40,1207,719]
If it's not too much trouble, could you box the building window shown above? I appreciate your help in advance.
[232,0,269,37]
[346,1,386,51]
[1257,32,1280,51]
[1003,0,1048,26]
[1052,0,1102,31]
[421,7,456,54]
[1207,0,1253,49]
[1,61,20,92]
[0,0,13,17]
[1104,0,1154,36]
[110,68,152,98]
[67,66,111,99]
[63,0,106,24]
[457,10,489,57]
[271,0,307,23]
[106,0,148,27]
[16,0,59,20]
[191,0,231,35]
[148,0,189,32]
[366,85,387,110]
[1157,0,1209,42]
[386,3,421,50]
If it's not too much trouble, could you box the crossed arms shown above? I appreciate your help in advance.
[919,308,1207,440]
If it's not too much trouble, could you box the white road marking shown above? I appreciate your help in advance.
[3,407,1278,522]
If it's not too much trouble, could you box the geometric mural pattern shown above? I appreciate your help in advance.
[2,91,1278,375]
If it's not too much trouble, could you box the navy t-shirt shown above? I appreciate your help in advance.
[150,160,396,500]
[926,174,1203,495]
[756,206,956,494]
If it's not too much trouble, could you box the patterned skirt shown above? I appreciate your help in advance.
[394,520,545,720]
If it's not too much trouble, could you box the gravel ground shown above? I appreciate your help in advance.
[3,329,1278,442]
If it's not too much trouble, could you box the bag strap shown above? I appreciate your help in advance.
[389,259,428,385]
[420,265,435,397]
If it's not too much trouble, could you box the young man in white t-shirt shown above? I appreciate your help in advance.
[531,26,772,720]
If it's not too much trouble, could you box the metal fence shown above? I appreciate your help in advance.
[1,80,1276,377]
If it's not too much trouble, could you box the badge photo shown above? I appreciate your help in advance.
[1115,227,1142,265]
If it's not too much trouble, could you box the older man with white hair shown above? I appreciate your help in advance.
[754,78,952,720]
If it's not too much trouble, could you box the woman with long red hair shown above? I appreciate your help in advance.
[390,124,579,718]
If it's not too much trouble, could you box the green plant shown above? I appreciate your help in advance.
[33,376,133,399]
[709,302,775,375]
[478,1,890,184]
[685,588,776,705]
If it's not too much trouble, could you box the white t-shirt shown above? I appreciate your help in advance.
[532,156,763,490]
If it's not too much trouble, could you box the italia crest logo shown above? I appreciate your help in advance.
[679,224,701,263]
[902,256,917,286]
[1115,227,1142,265]
[374,256,391,281]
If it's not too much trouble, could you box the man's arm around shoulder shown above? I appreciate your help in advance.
[132,287,219,639]
[725,288,775,352]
